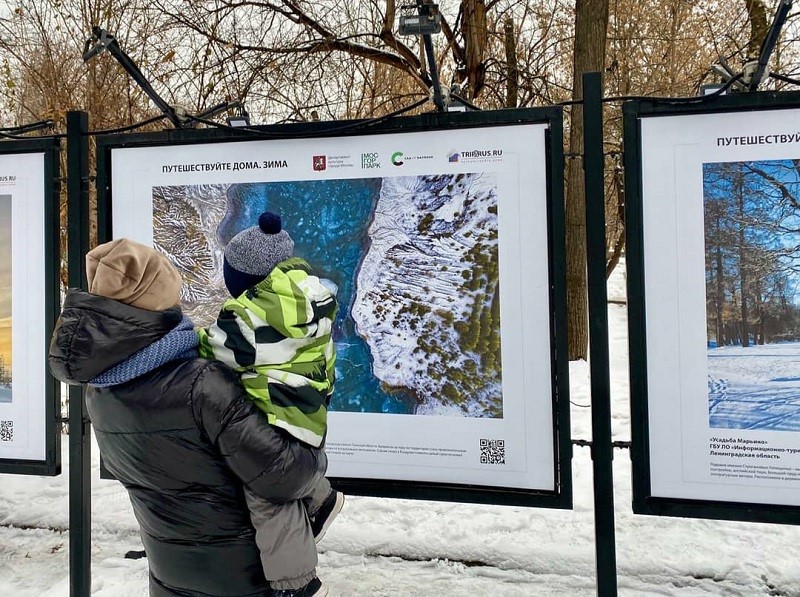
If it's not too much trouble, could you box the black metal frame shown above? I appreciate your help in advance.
[95,108,572,509]
[583,72,618,596]
[623,90,800,524]
[0,137,62,476]
[67,111,92,597]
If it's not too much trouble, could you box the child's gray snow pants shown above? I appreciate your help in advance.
[244,477,332,590]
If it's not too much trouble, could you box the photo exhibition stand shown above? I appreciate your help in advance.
[624,90,800,526]
[66,105,579,595]
[0,137,61,478]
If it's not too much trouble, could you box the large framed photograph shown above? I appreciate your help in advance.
[624,92,800,523]
[0,139,61,476]
[96,108,571,507]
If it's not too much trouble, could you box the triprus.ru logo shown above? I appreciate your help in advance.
[312,155,327,171]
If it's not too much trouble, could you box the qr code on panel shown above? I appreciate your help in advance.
[480,438,505,464]
[0,420,13,442]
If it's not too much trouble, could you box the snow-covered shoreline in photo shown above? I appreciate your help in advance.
[2,264,800,595]
[709,342,800,431]
[352,173,501,417]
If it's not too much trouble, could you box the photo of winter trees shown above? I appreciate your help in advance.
[0,195,11,404]
[704,160,800,430]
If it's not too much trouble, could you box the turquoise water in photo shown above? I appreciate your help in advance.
[218,180,417,414]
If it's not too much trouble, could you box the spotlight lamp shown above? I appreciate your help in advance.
[399,2,441,36]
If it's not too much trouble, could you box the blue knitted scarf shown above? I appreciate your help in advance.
[90,316,199,388]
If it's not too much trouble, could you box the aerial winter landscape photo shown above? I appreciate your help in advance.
[153,173,502,418]
[0,194,11,404]
[703,160,800,430]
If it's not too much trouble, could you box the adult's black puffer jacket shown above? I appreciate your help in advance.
[49,290,327,596]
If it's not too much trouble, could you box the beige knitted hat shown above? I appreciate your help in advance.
[85,238,182,311]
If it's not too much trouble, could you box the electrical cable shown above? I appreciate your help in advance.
[87,114,169,136]
[769,72,800,87]
[0,130,64,140]
[449,92,481,111]
[600,73,744,104]
[0,120,54,133]
[184,96,429,138]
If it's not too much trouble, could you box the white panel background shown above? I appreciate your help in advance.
[0,152,47,462]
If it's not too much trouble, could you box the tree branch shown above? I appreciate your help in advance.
[744,163,800,211]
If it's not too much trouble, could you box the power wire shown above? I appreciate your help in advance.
[87,114,168,136]
[449,92,481,111]
[770,72,800,87]
[185,96,429,138]
[0,120,53,133]
[601,73,744,104]
[0,130,64,140]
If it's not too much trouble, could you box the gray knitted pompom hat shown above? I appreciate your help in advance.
[223,212,295,297]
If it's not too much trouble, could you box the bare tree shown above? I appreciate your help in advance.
[565,0,609,360]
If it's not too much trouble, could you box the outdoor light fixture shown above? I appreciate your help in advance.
[398,1,445,112]
[227,112,250,127]
[399,2,441,36]
[699,83,726,96]
[224,100,250,127]
[705,0,793,95]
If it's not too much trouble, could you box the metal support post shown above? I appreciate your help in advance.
[67,111,91,597]
[582,71,618,596]
[421,32,444,111]
[748,0,793,91]
[83,27,183,128]
[417,0,444,111]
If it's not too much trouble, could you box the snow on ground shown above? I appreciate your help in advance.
[709,342,800,431]
[1,264,800,596]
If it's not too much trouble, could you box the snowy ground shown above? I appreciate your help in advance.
[709,342,800,431]
[2,266,800,596]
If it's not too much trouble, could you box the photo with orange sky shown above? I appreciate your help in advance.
[0,194,11,381]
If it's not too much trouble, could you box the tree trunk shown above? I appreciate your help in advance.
[715,235,724,345]
[745,0,770,58]
[605,163,625,278]
[735,172,749,347]
[503,17,518,108]
[566,0,610,360]
[756,280,765,345]
[461,0,487,99]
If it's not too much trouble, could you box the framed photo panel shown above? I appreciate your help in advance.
[96,108,571,507]
[0,138,61,476]
[625,92,800,523]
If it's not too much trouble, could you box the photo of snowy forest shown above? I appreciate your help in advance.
[0,195,11,404]
[703,159,800,430]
